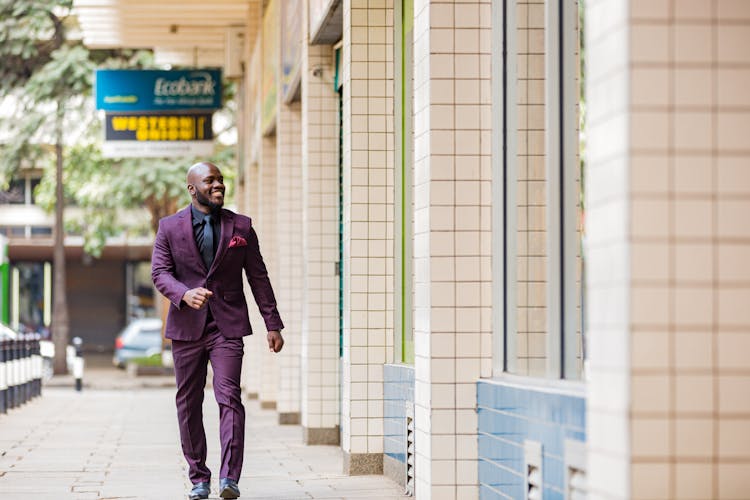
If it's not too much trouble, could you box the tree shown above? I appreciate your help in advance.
[35,141,236,257]
[1,2,238,372]
[1,0,94,373]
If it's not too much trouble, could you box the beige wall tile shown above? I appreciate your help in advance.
[719,375,750,414]
[632,330,670,370]
[675,463,714,500]
[675,0,712,19]
[718,419,750,459]
[718,332,750,371]
[675,331,713,370]
[719,463,750,500]
[631,0,669,20]
[718,25,750,64]
[631,25,669,64]
[675,417,714,458]
[631,462,671,500]
[718,288,750,327]
[632,374,671,413]
[674,24,713,64]
[676,374,715,413]
[718,68,750,107]
[674,244,713,283]
[718,0,750,19]
[632,418,671,458]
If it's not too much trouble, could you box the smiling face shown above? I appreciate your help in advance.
[187,162,225,213]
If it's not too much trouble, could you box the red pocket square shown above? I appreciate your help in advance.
[229,236,247,248]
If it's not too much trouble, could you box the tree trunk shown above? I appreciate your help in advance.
[52,102,69,375]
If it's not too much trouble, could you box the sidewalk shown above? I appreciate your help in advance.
[0,382,407,499]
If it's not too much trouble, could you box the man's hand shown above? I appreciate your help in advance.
[182,287,213,310]
[267,330,284,353]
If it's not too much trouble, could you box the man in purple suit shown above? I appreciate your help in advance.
[152,162,284,500]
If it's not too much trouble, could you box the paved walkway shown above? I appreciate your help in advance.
[0,374,407,499]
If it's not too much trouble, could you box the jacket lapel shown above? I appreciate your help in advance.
[178,205,208,273]
[208,209,233,276]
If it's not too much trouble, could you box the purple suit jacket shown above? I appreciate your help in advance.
[151,205,284,341]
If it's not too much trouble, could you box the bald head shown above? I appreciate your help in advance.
[187,162,225,213]
[187,162,219,184]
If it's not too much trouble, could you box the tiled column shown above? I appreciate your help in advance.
[584,0,630,496]
[275,101,303,423]
[411,0,493,497]
[242,162,263,399]
[301,42,341,444]
[241,42,264,400]
[341,0,395,474]
[258,135,280,409]
[586,1,750,498]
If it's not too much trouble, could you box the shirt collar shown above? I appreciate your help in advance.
[190,204,219,226]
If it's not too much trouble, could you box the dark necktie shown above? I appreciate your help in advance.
[200,214,214,270]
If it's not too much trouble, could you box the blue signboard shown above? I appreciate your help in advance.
[95,69,222,111]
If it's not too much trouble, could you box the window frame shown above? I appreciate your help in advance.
[492,0,582,379]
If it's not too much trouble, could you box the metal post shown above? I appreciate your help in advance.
[72,336,84,392]
[21,334,29,405]
[31,334,40,399]
[9,337,17,409]
[0,338,6,414]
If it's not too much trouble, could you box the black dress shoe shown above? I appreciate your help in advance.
[219,477,240,499]
[189,482,210,500]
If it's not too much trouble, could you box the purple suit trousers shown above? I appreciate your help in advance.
[151,206,283,484]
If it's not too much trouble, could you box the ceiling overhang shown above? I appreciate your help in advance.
[72,0,256,68]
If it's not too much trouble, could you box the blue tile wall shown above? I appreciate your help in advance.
[383,364,415,463]
[477,380,586,500]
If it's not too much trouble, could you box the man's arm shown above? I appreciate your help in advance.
[151,220,190,308]
[244,224,285,335]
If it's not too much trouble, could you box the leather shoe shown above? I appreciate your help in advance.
[189,482,210,500]
[219,477,241,499]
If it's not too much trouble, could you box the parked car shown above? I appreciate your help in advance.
[0,323,55,381]
[112,318,163,368]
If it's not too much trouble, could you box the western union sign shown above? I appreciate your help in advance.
[102,112,213,158]
[105,113,213,141]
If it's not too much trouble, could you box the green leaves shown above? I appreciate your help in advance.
[0,0,71,92]
[1,0,237,258]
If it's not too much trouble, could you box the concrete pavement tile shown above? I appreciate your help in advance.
[0,387,408,499]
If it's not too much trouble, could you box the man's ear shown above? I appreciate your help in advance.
[187,184,195,196]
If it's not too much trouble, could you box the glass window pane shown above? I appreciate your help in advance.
[509,0,548,377]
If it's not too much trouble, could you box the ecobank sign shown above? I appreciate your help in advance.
[95,69,222,111]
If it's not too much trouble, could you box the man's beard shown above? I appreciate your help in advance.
[194,188,223,212]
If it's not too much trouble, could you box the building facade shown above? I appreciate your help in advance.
[0,169,154,351]
[71,0,750,498]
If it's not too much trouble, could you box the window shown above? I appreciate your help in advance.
[494,0,584,379]
[1,179,26,204]
[395,0,415,364]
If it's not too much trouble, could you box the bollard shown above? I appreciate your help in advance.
[14,336,22,407]
[21,334,30,405]
[0,338,6,414]
[35,334,42,398]
[9,337,17,409]
[30,334,40,399]
[72,336,84,392]
[17,335,25,406]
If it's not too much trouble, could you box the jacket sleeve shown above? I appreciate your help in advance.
[151,219,190,309]
[244,223,284,332]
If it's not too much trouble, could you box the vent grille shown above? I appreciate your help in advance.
[565,439,587,500]
[405,414,415,495]
[568,466,586,500]
[524,440,543,500]
[527,463,542,500]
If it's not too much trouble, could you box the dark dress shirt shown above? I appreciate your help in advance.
[191,204,221,268]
